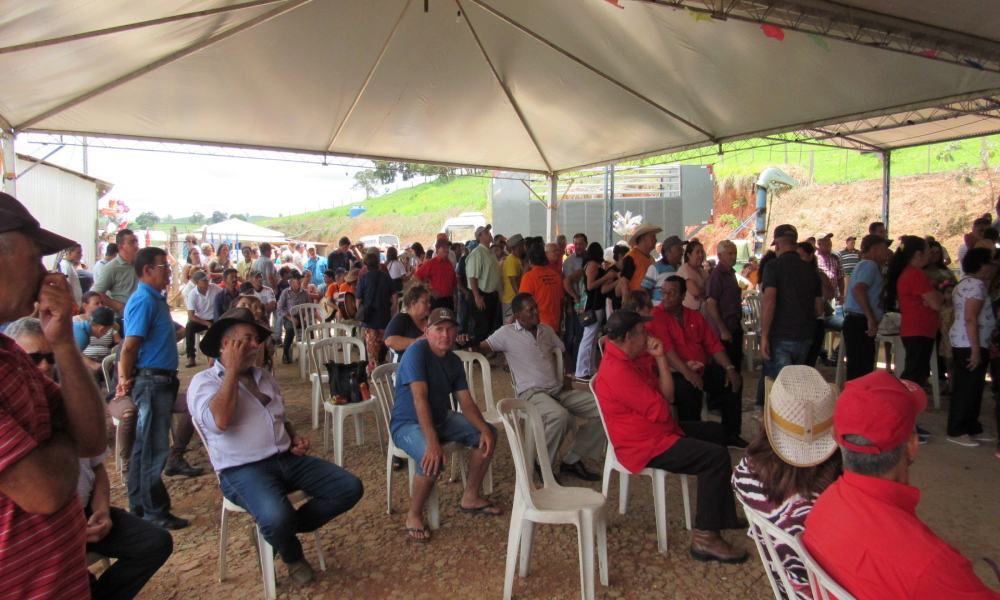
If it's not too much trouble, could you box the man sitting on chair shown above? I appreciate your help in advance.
[594,310,748,564]
[188,308,364,586]
[390,307,501,543]
[467,292,605,481]
[803,371,1000,600]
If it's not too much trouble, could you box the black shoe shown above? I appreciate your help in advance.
[726,436,750,450]
[131,506,144,518]
[164,459,205,477]
[282,354,292,364]
[150,514,189,530]
[560,460,601,482]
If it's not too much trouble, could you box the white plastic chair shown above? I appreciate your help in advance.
[795,533,858,600]
[742,291,762,371]
[311,336,384,466]
[102,353,123,473]
[497,398,609,600]
[304,323,357,428]
[190,418,326,600]
[507,348,564,466]
[453,350,496,494]
[370,363,465,530]
[589,379,691,553]
[290,303,324,381]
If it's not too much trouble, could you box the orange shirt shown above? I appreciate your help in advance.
[339,283,355,294]
[520,264,565,329]
[625,247,655,291]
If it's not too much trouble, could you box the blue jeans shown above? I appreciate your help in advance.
[755,339,812,408]
[87,506,173,600]
[391,411,495,476]
[127,374,178,519]
[218,452,364,564]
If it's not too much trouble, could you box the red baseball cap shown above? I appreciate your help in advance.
[833,371,926,454]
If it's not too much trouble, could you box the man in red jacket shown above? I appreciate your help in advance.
[594,310,746,564]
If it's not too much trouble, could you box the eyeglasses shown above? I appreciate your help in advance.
[28,352,55,366]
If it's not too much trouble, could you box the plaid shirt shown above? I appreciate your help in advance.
[816,252,845,299]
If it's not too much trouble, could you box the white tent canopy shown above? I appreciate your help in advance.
[3,0,1000,175]
[201,218,286,244]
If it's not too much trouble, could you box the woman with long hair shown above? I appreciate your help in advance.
[676,238,708,315]
[385,246,407,313]
[732,366,843,600]
[356,249,395,371]
[948,247,997,447]
[576,242,620,380]
[384,284,432,359]
[208,243,232,283]
[885,236,942,387]
[923,239,958,288]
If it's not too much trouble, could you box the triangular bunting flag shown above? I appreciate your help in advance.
[964,59,986,70]
[807,34,829,51]
[686,7,713,22]
[603,0,625,8]
[922,50,940,58]
[761,24,785,41]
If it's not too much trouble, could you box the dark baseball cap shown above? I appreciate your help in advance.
[860,234,888,253]
[427,307,458,327]
[771,224,798,245]
[0,192,75,255]
[605,310,653,341]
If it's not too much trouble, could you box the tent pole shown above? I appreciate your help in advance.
[882,151,891,233]
[1,131,15,197]
[547,174,558,243]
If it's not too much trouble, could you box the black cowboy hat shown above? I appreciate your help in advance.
[199,307,273,359]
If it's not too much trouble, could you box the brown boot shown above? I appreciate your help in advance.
[689,529,748,564]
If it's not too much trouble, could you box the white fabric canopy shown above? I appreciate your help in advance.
[3,0,1000,174]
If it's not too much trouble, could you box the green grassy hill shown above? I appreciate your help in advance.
[264,176,491,246]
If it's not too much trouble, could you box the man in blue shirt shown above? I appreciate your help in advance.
[390,307,500,543]
[304,244,327,287]
[841,234,889,381]
[117,247,191,530]
[214,268,241,321]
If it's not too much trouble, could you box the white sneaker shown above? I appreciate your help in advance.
[947,435,980,447]
[972,433,997,442]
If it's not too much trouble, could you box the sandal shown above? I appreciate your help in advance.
[459,502,502,516]
[406,527,431,543]
[392,457,406,471]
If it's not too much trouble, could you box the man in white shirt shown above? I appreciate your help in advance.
[188,308,363,587]
[184,270,220,368]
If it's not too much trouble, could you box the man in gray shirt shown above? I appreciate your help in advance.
[92,229,139,315]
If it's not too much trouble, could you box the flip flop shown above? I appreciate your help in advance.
[459,502,502,516]
[406,527,431,543]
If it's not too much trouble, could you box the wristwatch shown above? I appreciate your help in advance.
[725,365,735,370]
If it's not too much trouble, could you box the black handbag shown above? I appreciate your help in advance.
[326,360,369,404]
[578,309,598,327]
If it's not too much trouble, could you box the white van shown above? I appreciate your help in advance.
[358,234,400,249]
[441,212,487,243]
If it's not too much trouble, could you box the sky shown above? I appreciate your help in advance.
[15,138,424,219]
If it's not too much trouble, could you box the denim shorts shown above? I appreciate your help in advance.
[391,410,494,476]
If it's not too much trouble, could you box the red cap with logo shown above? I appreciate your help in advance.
[833,371,926,454]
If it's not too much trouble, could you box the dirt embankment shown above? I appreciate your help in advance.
[690,167,999,256]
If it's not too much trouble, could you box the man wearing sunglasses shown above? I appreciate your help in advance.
[0,193,108,600]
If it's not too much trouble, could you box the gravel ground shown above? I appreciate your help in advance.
[95,349,1000,600]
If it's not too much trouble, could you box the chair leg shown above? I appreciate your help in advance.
[618,472,631,514]
[371,408,386,457]
[219,508,229,582]
[407,458,416,495]
[596,513,609,586]
[578,516,596,600]
[312,531,327,571]
[601,455,613,498]
[334,412,345,466]
[504,505,525,600]
[652,471,668,554]
[386,449,395,515]
[930,339,941,409]
[680,474,692,530]
[352,413,365,446]
[427,483,440,530]
[519,521,536,577]
[259,527,276,600]
[323,410,330,454]
[483,464,493,495]
[311,374,321,430]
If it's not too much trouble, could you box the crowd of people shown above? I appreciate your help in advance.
[2,188,999,600]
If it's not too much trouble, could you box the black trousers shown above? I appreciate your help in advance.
[87,506,174,600]
[708,327,744,411]
[645,421,740,532]
[672,362,742,439]
[283,319,297,358]
[430,295,455,312]
[842,313,876,382]
[184,320,212,359]
[949,347,988,437]
[900,335,935,386]
[469,291,501,343]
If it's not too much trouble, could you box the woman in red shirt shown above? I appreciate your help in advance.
[885,236,943,386]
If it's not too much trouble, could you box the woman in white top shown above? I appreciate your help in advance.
[675,238,708,314]
[385,246,407,315]
[947,246,997,447]
[57,243,84,307]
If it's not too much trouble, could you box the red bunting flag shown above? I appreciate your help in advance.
[761,24,785,41]
[603,0,624,8]
[922,50,940,58]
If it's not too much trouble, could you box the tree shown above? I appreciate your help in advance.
[352,170,381,198]
[232,213,247,221]
[372,161,398,185]
[135,211,160,228]
[164,214,173,221]
[211,210,228,224]
[189,212,205,224]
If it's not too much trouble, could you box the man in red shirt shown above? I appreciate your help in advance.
[803,371,1000,600]
[520,243,565,330]
[647,276,746,449]
[0,193,109,600]
[594,310,747,564]
[413,238,458,312]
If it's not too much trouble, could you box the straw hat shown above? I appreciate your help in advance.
[628,222,663,247]
[763,366,839,467]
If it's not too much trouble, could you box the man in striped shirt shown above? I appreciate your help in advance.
[0,193,108,600]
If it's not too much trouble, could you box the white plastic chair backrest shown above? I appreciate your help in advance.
[102,353,117,386]
[189,414,223,484]
[597,335,607,357]
[508,346,563,392]
[290,303,323,337]
[370,362,399,431]
[305,322,353,343]
[740,500,806,600]
[310,336,366,379]
[497,397,558,504]
[587,376,624,471]
[794,532,857,600]
[743,292,762,334]
[453,350,495,414]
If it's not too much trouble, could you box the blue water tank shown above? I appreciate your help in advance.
[349,205,367,218]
